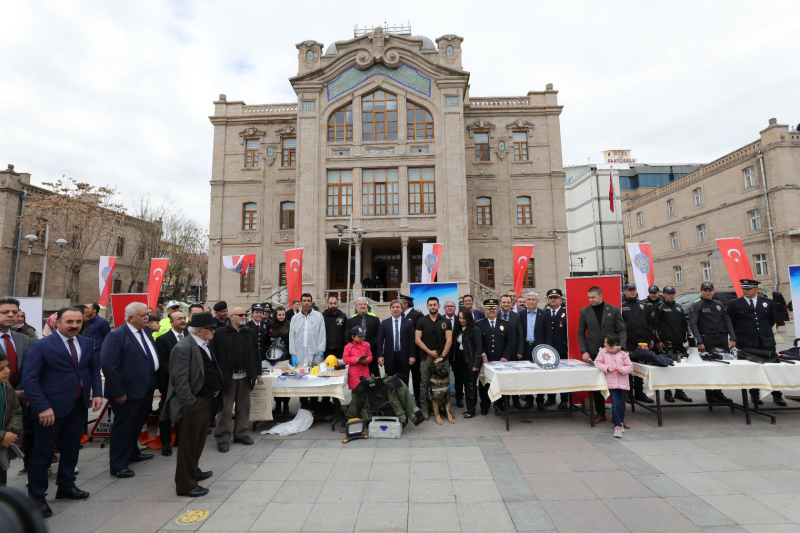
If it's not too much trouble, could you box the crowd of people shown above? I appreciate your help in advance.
[0,275,785,516]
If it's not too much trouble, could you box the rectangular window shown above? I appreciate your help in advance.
[743,166,756,188]
[282,138,296,167]
[748,209,762,231]
[637,212,644,228]
[754,253,769,276]
[136,281,144,292]
[693,187,703,206]
[362,168,399,216]
[523,260,536,288]
[241,265,255,292]
[476,197,492,226]
[667,198,675,216]
[243,202,257,230]
[279,263,286,286]
[479,259,495,288]
[516,197,532,225]
[137,247,145,261]
[701,261,711,282]
[513,132,528,161]
[670,231,679,249]
[673,265,683,284]
[245,139,259,168]
[362,90,398,142]
[116,237,125,257]
[697,223,707,243]
[326,170,353,216]
[408,167,436,215]
[280,202,295,229]
[27,272,42,297]
[474,133,490,161]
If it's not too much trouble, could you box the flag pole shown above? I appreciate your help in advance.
[610,167,626,282]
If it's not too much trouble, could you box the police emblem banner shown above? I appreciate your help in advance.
[98,255,117,308]
[222,254,256,275]
[421,243,443,283]
[512,245,535,297]
[625,243,654,297]
[717,238,753,297]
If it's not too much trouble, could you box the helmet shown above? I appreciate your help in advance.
[325,355,339,368]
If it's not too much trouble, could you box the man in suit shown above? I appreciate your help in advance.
[462,294,485,321]
[475,299,513,416]
[400,295,425,405]
[376,300,415,384]
[518,292,548,410]
[162,312,222,497]
[727,278,785,406]
[82,302,111,365]
[441,300,465,407]
[543,288,571,409]
[346,297,381,376]
[577,286,627,424]
[101,302,160,478]
[22,307,102,517]
[154,310,186,457]
[0,297,32,472]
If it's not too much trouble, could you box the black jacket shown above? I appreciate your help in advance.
[475,317,512,362]
[322,308,348,351]
[345,313,381,355]
[654,300,687,345]
[453,323,483,369]
[245,319,270,360]
[543,306,568,356]
[621,297,654,349]
[210,324,260,388]
[727,296,776,350]
[155,329,182,394]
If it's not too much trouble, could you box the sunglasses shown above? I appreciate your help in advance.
[231,313,247,317]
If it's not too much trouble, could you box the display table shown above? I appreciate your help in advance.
[480,360,609,431]
[260,366,350,430]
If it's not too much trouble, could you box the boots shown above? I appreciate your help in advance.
[664,390,675,403]
[674,390,692,402]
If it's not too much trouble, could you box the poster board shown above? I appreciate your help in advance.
[17,297,43,337]
[409,282,459,313]
[110,293,148,328]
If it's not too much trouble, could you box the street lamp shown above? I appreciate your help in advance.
[55,238,68,257]
[23,225,66,301]
[333,223,367,315]
[24,234,38,256]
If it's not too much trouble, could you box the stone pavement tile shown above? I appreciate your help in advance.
[668,473,741,496]
[160,502,221,531]
[362,479,410,503]
[269,480,324,503]
[445,446,484,462]
[228,480,282,503]
[193,480,244,504]
[407,502,460,532]
[751,470,800,494]
[277,439,313,449]
[700,527,749,533]
[287,461,333,481]
[449,460,493,480]
[719,453,783,471]
[249,502,313,531]
[680,454,744,472]
[46,500,128,533]
[302,447,341,463]
[512,451,571,473]
[249,462,297,481]
[711,470,789,495]
[369,461,410,480]
[665,496,737,527]
[752,492,800,522]
[410,461,450,480]
[77,473,119,495]
[198,501,265,531]
[374,447,412,463]
[542,499,627,533]
[505,501,555,531]
[692,438,770,454]
[217,462,258,481]
[604,497,702,532]
[593,441,635,457]
[410,438,445,448]
[611,454,663,475]
[92,477,188,502]
[266,448,307,462]
[744,525,800,533]
[316,479,367,503]
[642,455,706,473]
[579,470,657,499]
[307,439,340,449]
[481,445,513,459]
[328,462,372,481]
[700,494,792,525]
[300,502,359,531]
[557,449,622,472]
[442,437,479,447]
[95,501,187,532]
[409,479,455,503]
[636,474,694,497]
[525,471,596,501]
[487,458,525,480]
[495,478,538,502]
[376,437,413,448]
[453,479,502,502]
[410,447,448,462]
[338,447,375,463]
[503,434,593,453]
[355,502,408,532]
[457,501,516,532]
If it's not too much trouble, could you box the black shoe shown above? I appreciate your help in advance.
[634,393,654,404]
[130,453,154,463]
[714,391,733,403]
[456,399,464,409]
[775,397,788,407]
[217,442,229,453]
[162,445,172,457]
[522,400,534,410]
[512,400,523,410]
[234,436,254,445]
[197,470,213,481]
[480,408,489,415]
[543,398,556,408]
[675,391,693,402]
[177,486,209,497]
[664,391,675,403]
[558,402,568,410]
[750,395,763,406]
[706,393,719,404]
[282,403,290,415]
[494,405,505,416]
[111,468,136,478]
[536,400,545,411]
[36,499,52,518]
[55,487,90,500]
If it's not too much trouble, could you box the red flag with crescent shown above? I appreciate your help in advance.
[717,238,753,297]
[147,258,170,310]
[285,248,303,306]
[513,245,535,296]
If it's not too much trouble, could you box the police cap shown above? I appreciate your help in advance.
[663,286,677,294]
[648,285,660,294]
[546,288,563,298]
[740,279,760,289]
[623,283,637,291]
[700,282,714,290]
[483,298,499,309]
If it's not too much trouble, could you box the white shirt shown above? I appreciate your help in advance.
[550,306,562,317]
[746,296,758,308]
[191,333,213,360]
[57,331,82,361]
[445,314,456,330]
[173,329,185,342]
[127,323,160,371]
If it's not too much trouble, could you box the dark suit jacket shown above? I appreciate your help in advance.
[543,306,568,355]
[345,314,381,355]
[518,308,547,355]
[155,330,182,394]
[475,317,513,362]
[376,316,416,368]
[727,296,777,349]
[21,333,101,418]
[162,335,223,424]
[498,310,523,357]
[101,324,158,401]
[471,309,486,321]
[0,331,31,389]
[577,302,627,357]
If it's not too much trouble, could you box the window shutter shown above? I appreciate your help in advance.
[474,133,488,143]
[283,138,297,148]
[246,139,259,149]
[513,132,526,142]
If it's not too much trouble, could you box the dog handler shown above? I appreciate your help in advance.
[414,297,452,420]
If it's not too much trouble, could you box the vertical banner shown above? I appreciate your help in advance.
[285,248,303,305]
[421,243,443,283]
[147,258,170,310]
[110,293,148,328]
[717,238,753,297]
[789,265,800,338]
[17,297,43,337]
[98,256,117,308]
[626,243,654,296]
[512,245,535,297]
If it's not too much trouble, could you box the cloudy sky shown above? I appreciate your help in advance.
[2,1,798,229]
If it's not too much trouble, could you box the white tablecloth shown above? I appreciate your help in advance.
[632,361,773,398]
[761,362,800,392]
[480,361,609,403]
[262,368,351,403]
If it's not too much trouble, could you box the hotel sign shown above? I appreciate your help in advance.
[603,150,637,164]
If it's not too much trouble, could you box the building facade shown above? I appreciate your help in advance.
[618,164,700,199]
[623,119,800,295]
[207,27,569,312]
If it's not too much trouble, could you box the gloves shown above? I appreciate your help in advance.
[290,355,298,367]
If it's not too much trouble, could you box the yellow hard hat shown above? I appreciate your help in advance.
[325,355,339,368]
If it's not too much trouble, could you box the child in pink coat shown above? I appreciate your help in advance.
[343,326,373,390]
[594,334,634,438]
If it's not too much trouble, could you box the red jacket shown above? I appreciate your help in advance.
[343,341,373,389]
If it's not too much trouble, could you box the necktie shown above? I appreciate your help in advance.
[67,338,81,397]
[394,319,400,350]
[503,313,508,321]
[138,330,156,374]
[2,334,18,386]
[361,316,366,333]
[749,299,755,311]
[178,333,184,340]
[491,320,495,329]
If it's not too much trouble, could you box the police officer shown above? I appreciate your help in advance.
[543,289,570,409]
[245,304,270,361]
[727,279,786,406]
[620,283,655,404]
[688,282,736,404]
[475,299,513,416]
[654,286,692,403]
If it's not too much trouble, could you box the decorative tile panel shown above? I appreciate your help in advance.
[301,100,316,111]
[445,96,459,107]
[327,63,432,101]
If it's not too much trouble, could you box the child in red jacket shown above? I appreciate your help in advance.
[594,333,633,438]
[343,326,372,390]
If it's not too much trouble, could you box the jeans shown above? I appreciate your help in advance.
[609,389,627,427]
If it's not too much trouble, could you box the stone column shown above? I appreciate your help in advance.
[401,236,409,285]
[354,240,363,297]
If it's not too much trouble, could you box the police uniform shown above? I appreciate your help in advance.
[475,299,513,415]
[653,286,692,403]
[644,285,663,315]
[621,283,655,402]
[543,288,570,408]
[688,282,736,403]
[245,304,270,361]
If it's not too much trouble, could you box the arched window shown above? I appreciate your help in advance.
[516,196,532,225]
[242,202,257,230]
[407,101,433,140]
[280,201,295,229]
[476,197,492,226]
[362,90,398,142]
[328,103,353,142]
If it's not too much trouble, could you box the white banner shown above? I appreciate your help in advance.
[17,297,43,337]
[421,243,443,283]
[626,243,655,296]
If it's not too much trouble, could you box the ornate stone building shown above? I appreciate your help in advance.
[208,27,569,313]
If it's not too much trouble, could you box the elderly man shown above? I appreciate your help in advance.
[345,297,381,376]
[519,291,546,410]
[162,312,222,497]
[101,302,160,478]
[155,310,187,457]
[212,306,260,453]
[415,297,453,420]
[212,301,228,328]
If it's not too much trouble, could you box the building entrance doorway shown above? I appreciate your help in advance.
[370,249,402,302]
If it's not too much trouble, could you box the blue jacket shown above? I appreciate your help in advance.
[83,315,111,354]
[519,308,548,349]
[375,316,416,367]
[100,324,157,401]
[21,333,101,418]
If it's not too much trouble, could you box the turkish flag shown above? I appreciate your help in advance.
[512,245,535,296]
[147,258,170,310]
[285,248,303,305]
[717,238,753,297]
[609,171,615,213]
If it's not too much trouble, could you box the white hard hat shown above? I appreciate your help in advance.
[166,300,181,309]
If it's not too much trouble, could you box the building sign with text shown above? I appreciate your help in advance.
[603,149,637,164]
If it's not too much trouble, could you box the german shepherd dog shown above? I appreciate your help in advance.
[429,361,454,425]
